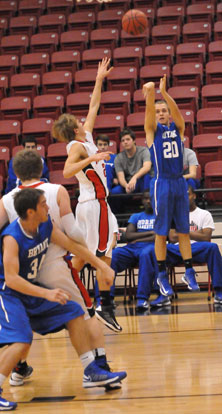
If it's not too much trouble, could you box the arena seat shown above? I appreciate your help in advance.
[205,61,222,84]
[182,22,211,46]
[0,96,31,123]
[145,44,174,67]
[38,14,66,35]
[30,32,59,55]
[33,94,64,119]
[172,62,203,89]
[0,120,20,152]
[9,16,37,37]
[60,30,89,53]
[42,70,72,98]
[82,48,112,69]
[113,46,142,72]
[97,9,124,33]
[20,52,50,77]
[193,133,222,173]
[156,5,184,26]
[10,73,40,100]
[90,28,119,51]
[47,0,73,17]
[197,108,222,134]
[66,92,92,117]
[201,84,222,108]
[100,90,130,121]
[68,11,95,33]
[140,64,171,88]
[208,41,222,61]
[107,66,137,97]
[51,50,80,76]
[176,42,206,64]
[168,85,199,113]
[22,118,53,149]
[47,142,67,171]
[186,3,214,24]
[18,0,45,17]
[74,68,99,92]
[1,34,29,57]
[93,114,124,145]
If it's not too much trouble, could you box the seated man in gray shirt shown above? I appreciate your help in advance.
[111,127,152,194]
[183,147,200,190]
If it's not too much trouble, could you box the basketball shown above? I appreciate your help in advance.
[122,9,148,36]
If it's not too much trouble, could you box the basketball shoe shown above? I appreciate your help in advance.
[95,305,122,332]
[157,271,174,296]
[95,355,122,390]
[9,361,33,386]
[150,294,171,307]
[83,360,126,388]
[182,268,200,291]
[0,389,17,410]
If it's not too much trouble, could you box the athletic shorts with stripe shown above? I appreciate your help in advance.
[36,257,93,320]
[75,198,115,258]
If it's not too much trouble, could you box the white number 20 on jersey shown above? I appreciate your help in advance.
[163,141,179,159]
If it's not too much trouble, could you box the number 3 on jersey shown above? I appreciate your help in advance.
[27,254,46,279]
[163,141,179,159]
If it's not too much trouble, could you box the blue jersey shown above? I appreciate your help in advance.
[149,122,184,179]
[128,211,155,243]
[105,153,116,191]
[0,217,53,286]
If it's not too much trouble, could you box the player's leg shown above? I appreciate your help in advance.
[0,294,33,410]
[150,178,174,297]
[66,315,127,388]
[95,255,122,333]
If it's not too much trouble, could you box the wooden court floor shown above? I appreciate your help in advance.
[3,292,222,414]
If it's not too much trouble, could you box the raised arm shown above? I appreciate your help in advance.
[143,82,157,148]
[83,58,113,133]
[159,74,185,139]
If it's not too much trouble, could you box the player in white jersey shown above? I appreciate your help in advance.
[52,58,122,332]
[0,150,124,389]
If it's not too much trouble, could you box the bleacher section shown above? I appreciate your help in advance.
[0,0,222,217]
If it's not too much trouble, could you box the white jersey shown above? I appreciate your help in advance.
[66,131,109,203]
[2,181,66,263]
[189,207,215,232]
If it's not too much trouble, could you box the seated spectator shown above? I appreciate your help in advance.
[5,137,49,194]
[151,186,222,307]
[95,134,118,192]
[112,128,152,194]
[183,147,200,190]
[110,191,157,310]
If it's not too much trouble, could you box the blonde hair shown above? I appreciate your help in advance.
[52,113,79,143]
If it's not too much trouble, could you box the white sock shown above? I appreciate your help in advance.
[80,351,94,370]
[0,374,6,388]
[94,348,106,358]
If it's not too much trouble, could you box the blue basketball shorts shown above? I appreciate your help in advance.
[150,176,189,236]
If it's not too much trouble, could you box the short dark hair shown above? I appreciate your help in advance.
[119,127,135,141]
[22,136,37,147]
[95,134,110,145]
[14,188,44,220]
[13,150,43,181]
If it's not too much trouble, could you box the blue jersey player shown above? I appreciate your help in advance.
[0,188,126,411]
[143,75,199,298]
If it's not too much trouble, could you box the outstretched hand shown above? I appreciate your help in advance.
[96,57,113,81]
[159,74,167,95]
[142,82,155,99]
[91,151,112,162]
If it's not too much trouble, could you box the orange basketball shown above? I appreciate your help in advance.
[122,9,148,36]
